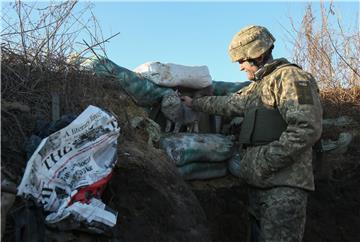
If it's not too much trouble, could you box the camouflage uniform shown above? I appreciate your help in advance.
[192,56,322,241]
[248,186,308,242]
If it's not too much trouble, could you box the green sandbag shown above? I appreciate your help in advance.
[78,56,174,106]
[178,162,228,181]
[160,133,235,166]
[212,81,250,96]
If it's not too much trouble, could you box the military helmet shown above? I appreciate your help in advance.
[228,25,276,62]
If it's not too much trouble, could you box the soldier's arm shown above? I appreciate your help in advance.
[191,93,246,117]
[256,68,323,175]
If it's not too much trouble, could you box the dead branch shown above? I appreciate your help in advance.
[325,28,360,79]
[82,39,139,106]
[77,32,120,56]
[16,0,28,60]
[288,1,359,89]
[30,1,78,66]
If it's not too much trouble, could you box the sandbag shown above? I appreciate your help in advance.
[73,56,250,106]
[177,162,228,181]
[74,56,174,106]
[228,153,242,177]
[160,133,235,166]
[134,62,212,89]
[322,132,353,154]
[212,81,251,96]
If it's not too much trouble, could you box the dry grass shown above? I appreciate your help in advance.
[288,1,360,90]
[1,1,115,67]
[320,86,360,121]
[1,0,123,180]
[1,51,146,181]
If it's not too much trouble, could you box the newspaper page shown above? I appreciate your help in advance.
[17,105,120,228]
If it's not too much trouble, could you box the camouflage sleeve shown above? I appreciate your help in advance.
[191,93,246,117]
[251,67,323,177]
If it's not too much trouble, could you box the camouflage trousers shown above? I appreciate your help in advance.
[248,186,308,242]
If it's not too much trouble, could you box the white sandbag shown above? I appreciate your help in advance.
[133,62,212,89]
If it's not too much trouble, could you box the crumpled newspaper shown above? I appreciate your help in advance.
[17,105,120,230]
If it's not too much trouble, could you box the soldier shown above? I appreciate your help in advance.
[182,25,323,242]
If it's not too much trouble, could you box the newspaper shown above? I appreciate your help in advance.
[17,105,120,228]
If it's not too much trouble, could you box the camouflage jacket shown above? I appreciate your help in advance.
[192,58,322,191]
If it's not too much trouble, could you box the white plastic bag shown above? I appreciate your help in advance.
[133,62,212,89]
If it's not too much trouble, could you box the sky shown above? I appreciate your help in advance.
[2,0,359,82]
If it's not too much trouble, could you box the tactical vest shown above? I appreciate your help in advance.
[239,105,287,146]
[238,62,298,146]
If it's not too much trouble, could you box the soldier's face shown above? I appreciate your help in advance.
[239,60,259,81]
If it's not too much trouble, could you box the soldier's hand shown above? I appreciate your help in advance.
[181,96,193,107]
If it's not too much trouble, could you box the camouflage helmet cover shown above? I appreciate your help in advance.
[228,25,276,62]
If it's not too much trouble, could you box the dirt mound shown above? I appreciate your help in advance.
[106,140,211,242]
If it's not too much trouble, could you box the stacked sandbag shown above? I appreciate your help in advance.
[160,133,235,180]
[133,62,252,96]
[73,56,175,106]
[133,62,212,89]
[73,56,251,107]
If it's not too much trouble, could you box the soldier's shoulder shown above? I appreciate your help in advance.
[274,62,303,74]
[272,62,314,84]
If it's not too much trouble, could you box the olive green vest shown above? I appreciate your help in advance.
[239,106,287,146]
